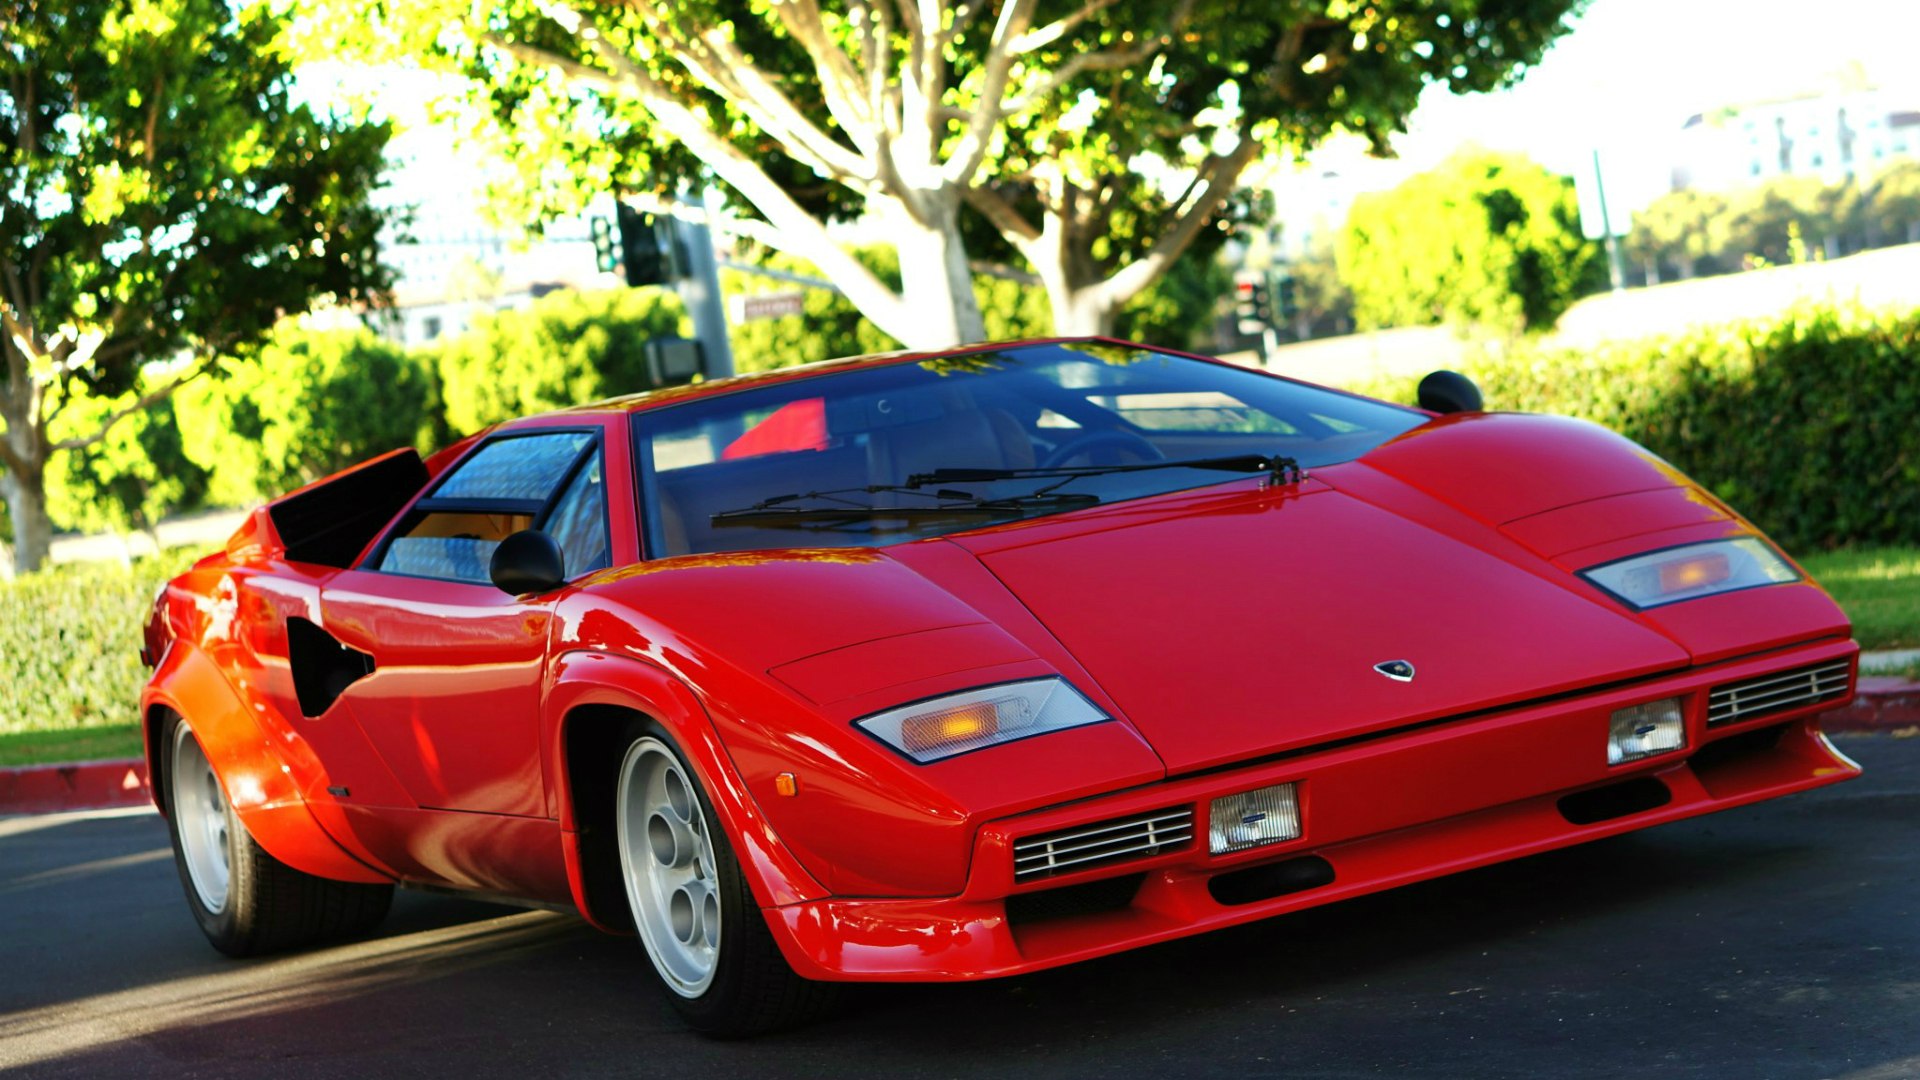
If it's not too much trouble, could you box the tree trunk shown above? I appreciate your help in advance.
[1,453,53,576]
[891,198,988,346]
[1045,284,1117,336]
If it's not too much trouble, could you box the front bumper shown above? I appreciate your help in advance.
[765,639,1861,982]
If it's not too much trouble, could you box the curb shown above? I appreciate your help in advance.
[0,758,152,817]
[1822,676,1920,733]
[4,681,1917,817]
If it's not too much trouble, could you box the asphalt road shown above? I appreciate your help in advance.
[3,734,1915,1080]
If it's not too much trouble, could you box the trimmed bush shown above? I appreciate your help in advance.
[176,325,439,506]
[0,550,191,735]
[436,288,687,434]
[1347,306,1920,551]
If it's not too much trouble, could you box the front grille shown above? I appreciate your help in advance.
[1013,807,1193,882]
[1707,659,1851,727]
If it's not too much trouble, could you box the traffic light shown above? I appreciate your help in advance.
[1233,272,1272,335]
[615,202,680,287]
[590,216,618,274]
[1271,271,1298,323]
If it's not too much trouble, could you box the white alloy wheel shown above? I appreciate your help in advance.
[617,736,724,997]
[171,721,232,913]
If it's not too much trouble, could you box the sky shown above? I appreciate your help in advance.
[1291,0,1920,203]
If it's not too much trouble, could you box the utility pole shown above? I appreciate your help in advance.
[1593,149,1626,294]
[672,192,734,380]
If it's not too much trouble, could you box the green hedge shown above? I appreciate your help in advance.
[0,551,193,736]
[1347,306,1920,551]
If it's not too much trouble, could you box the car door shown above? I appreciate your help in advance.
[319,425,616,819]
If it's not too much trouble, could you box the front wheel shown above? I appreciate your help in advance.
[163,714,393,956]
[615,729,836,1035]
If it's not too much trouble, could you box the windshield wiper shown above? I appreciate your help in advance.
[708,486,1098,527]
[707,453,1302,529]
[907,453,1305,489]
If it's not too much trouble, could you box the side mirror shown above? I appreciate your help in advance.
[1417,370,1484,415]
[490,530,567,596]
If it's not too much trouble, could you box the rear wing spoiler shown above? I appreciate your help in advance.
[225,448,430,568]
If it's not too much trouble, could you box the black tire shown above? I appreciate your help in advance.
[162,712,393,957]
[614,721,839,1036]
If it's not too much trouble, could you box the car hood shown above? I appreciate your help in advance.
[956,481,1691,774]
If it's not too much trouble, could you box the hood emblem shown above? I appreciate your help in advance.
[1374,660,1416,682]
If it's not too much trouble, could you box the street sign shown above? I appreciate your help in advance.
[730,291,805,323]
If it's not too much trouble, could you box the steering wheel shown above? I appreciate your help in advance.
[1039,430,1166,468]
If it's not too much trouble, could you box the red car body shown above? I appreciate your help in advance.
[140,338,1859,1006]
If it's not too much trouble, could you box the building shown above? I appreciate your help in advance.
[1672,84,1920,191]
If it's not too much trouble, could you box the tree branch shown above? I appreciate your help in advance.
[1008,0,1123,55]
[943,0,1039,187]
[51,357,216,452]
[764,0,874,149]
[1094,134,1260,309]
[964,185,1042,245]
[515,2,918,344]
[624,0,876,188]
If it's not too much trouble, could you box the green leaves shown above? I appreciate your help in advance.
[2,0,398,570]
[1338,149,1603,334]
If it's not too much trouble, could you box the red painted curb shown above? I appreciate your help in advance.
[3,681,1917,817]
[1823,677,1920,733]
[0,758,152,816]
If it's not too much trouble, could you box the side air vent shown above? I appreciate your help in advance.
[1013,807,1192,882]
[1707,659,1851,727]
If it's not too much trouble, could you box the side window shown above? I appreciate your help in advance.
[545,455,609,577]
[375,430,601,584]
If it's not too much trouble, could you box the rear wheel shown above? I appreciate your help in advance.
[615,728,837,1035]
[163,714,393,956]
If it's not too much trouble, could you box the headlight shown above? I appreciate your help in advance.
[854,678,1108,763]
[1579,537,1798,610]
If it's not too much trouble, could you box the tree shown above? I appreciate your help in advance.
[328,0,1576,347]
[1718,176,1831,267]
[47,395,206,553]
[174,324,439,506]
[1867,160,1920,246]
[1624,188,1730,282]
[0,0,394,574]
[1337,149,1601,334]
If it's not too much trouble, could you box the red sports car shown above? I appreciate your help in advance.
[140,337,1860,1034]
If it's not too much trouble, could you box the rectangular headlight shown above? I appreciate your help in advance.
[1209,782,1301,854]
[854,678,1107,763]
[1579,537,1798,610]
[1609,697,1686,765]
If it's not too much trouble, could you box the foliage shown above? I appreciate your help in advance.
[1623,188,1731,280]
[1338,150,1603,334]
[47,395,207,538]
[1347,305,1920,552]
[435,288,687,435]
[1870,160,1920,246]
[724,245,1226,374]
[321,0,1577,343]
[0,0,396,573]
[0,549,193,736]
[1799,546,1920,650]
[174,325,439,506]
[1623,161,1920,283]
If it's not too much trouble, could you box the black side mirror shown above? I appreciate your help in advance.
[490,530,567,596]
[1417,370,1484,415]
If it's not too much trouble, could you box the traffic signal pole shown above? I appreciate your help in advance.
[672,194,735,380]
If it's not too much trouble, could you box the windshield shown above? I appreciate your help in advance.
[636,341,1424,557]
